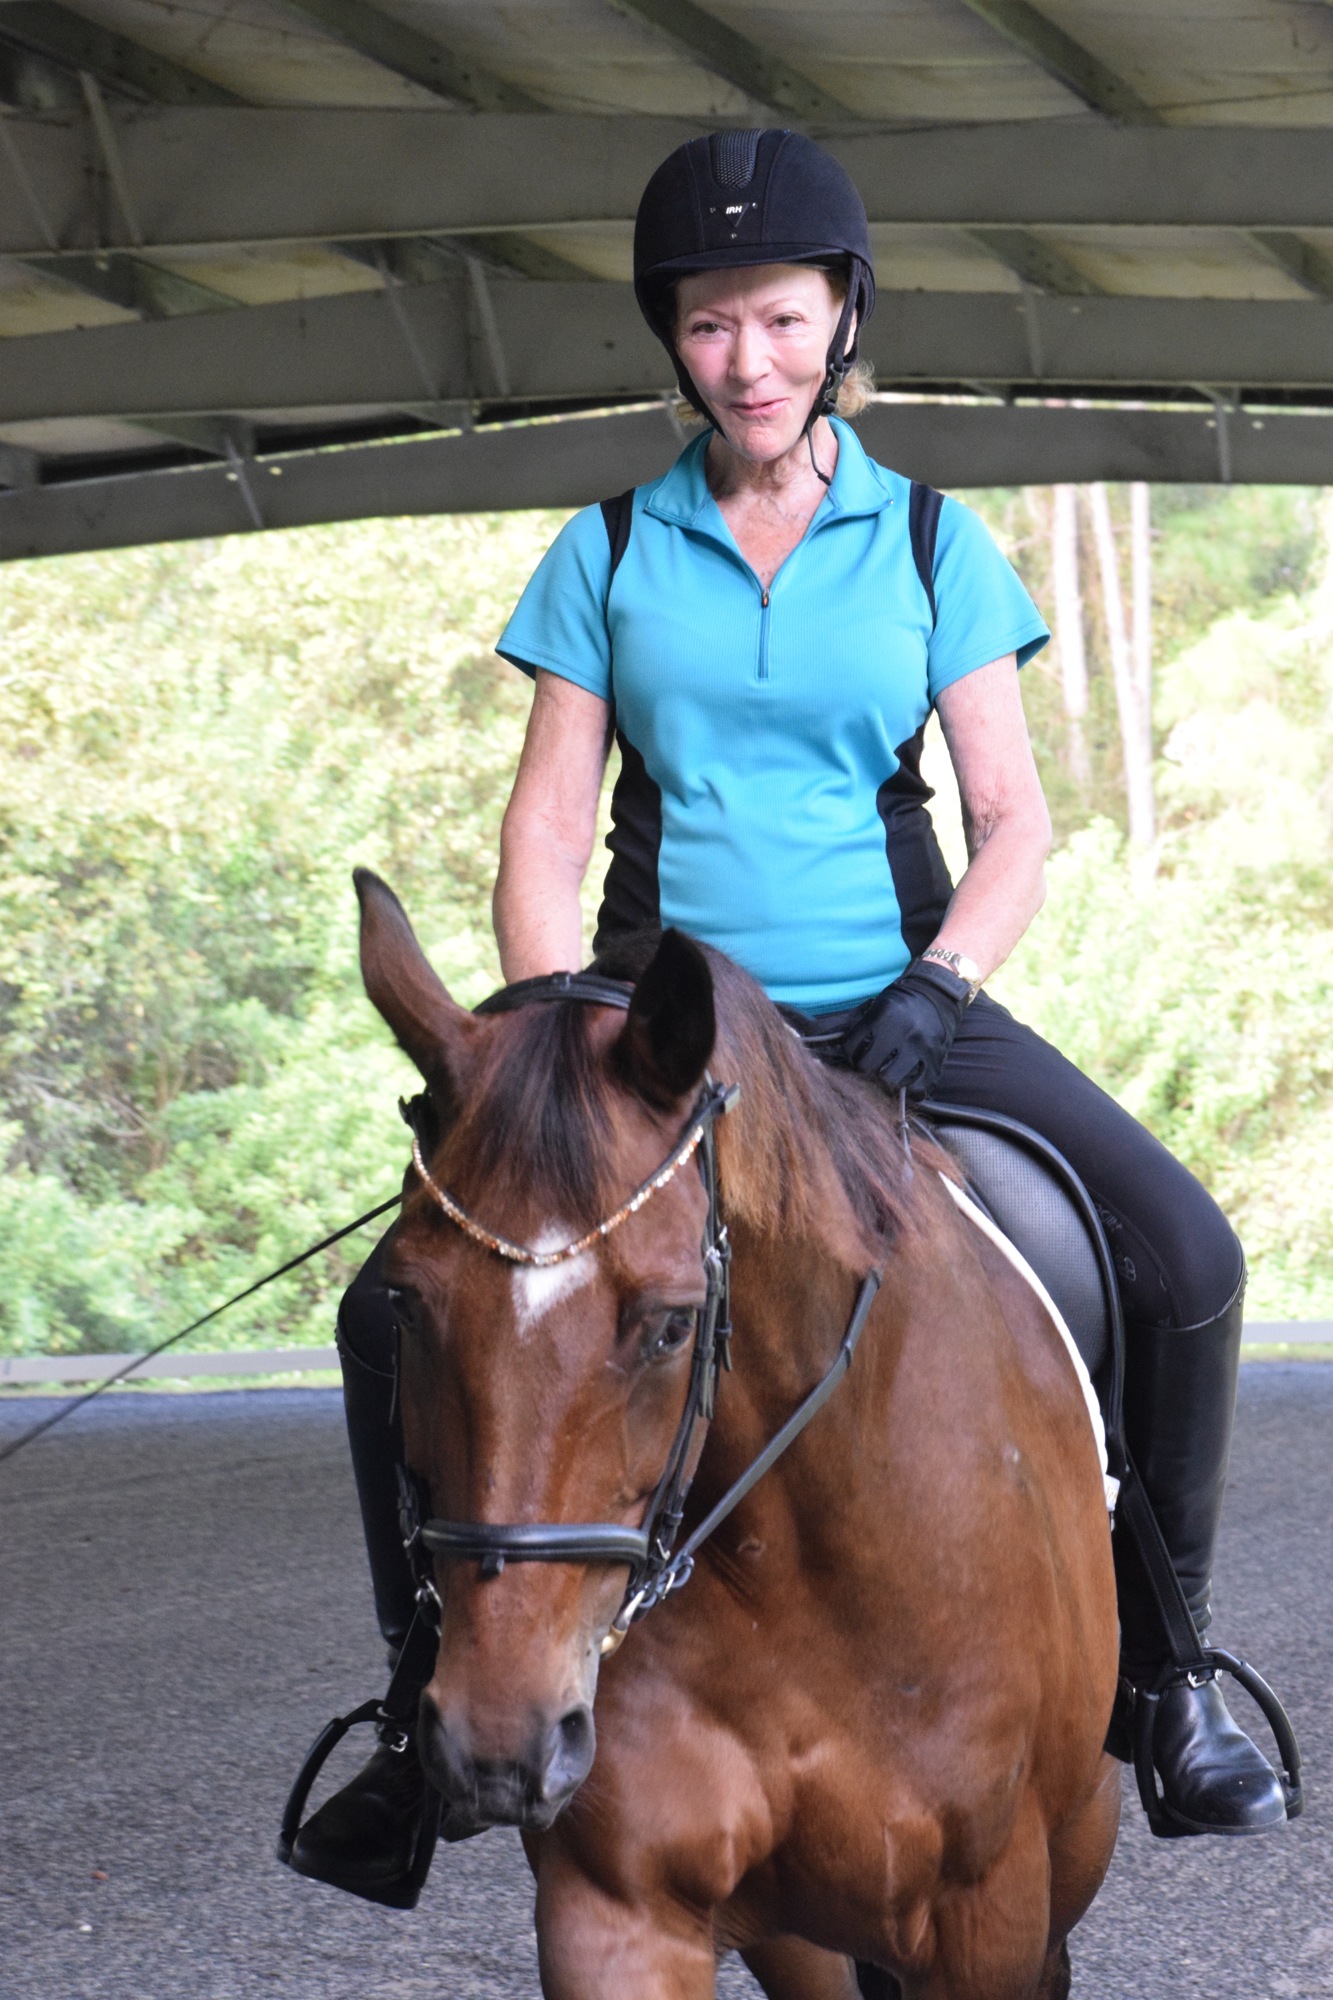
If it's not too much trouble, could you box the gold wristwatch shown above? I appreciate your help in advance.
[920,947,982,1004]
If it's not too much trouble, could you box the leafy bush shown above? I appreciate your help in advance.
[2,485,1331,1352]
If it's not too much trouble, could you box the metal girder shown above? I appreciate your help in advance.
[1251,231,1333,302]
[0,441,40,489]
[604,0,850,121]
[272,0,541,111]
[6,114,1333,259]
[5,284,1333,425]
[18,249,239,316]
[964,228,1103,297]
[0,26,82,109]
[131,414,255,456]
[4,402,1331,562]
[951,0,1161,124]
[0,3,239,106]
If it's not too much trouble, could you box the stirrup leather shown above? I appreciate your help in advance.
[277,1592,442,1907]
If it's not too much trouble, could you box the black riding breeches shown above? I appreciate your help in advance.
[931,994,1243,1330]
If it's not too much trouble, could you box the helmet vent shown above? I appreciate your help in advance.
[709,129,764,189]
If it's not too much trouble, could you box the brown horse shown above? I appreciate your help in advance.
[357,869,1120,2000]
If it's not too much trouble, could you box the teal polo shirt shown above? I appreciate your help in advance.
[498,418,1048,1014]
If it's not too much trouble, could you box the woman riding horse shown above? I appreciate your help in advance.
[284,128,1287,1908]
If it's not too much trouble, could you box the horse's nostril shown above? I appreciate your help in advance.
[540,1704,596,1801]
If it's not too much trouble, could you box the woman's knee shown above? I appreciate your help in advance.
[337,1230,399,1375]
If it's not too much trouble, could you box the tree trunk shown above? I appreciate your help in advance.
[1130,480,1153,775]
[1087,482,1154,846]
[1051,483,1091,788]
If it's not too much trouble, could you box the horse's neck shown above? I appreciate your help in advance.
[713,1219,886,1472]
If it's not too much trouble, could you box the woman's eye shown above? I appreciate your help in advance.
[644,1309,698,1362]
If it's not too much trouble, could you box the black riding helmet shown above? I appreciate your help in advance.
[633,128,876,434]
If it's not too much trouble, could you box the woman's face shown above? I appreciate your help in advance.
[675,263,845,465]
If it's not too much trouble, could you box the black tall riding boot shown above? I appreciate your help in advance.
[283,1244,442,1908]
[1115,1275,1287,1836]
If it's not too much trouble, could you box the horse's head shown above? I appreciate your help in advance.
[355,870,719,1833]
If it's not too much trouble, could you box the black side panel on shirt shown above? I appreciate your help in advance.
[600,489,636,583]
[909,481,944,622]
[594,490,662,953]
[593,729,662,953]
[877,726,955,958]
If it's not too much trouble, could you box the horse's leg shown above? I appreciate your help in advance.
[533,1846,718,2000]
[921,1792,1055,2000]
[740,1935,862,1999]
[1033,1941,1070,2000]
[1047,1757,1120,1947]
[1039,1756,1120,2000]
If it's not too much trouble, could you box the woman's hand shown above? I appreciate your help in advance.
[839,959,971,1099]
[493,670,612,981]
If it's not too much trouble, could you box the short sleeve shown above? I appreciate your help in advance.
[496,504,614,701]
[926,498,1050,704]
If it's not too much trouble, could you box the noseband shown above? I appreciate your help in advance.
[399,969,880,1652]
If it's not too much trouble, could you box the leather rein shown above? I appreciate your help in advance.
[399,970,881,1653]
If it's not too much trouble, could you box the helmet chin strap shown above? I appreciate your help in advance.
[802,283,860,487]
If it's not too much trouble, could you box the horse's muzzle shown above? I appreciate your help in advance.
[418,1697,596,1832]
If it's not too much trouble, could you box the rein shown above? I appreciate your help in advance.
[400,970,882,1651]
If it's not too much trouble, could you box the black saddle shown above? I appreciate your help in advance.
[921,1102,1121,1425]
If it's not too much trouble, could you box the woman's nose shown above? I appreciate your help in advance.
[729,324,769,385]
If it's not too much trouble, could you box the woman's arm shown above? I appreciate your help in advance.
[493,669,613,982]
[931,653,1052,982]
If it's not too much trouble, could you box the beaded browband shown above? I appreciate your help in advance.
[408,1106,720,1268]
[405,967,733,1268]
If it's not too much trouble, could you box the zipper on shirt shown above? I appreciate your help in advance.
[757,588,771,681]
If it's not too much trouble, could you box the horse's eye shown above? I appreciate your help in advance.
[643,1308,698,1363]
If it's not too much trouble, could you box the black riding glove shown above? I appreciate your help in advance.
[838,959,971,1101]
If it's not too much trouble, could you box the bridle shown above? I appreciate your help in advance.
[398,970,881,1654]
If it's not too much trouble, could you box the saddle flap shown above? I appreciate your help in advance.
[926,1114,1112,1386]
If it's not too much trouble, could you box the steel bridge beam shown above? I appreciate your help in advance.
[271,0,542,111]
[4,402,1330,563]
[604,0,851,122]
[5,115,1333,260]
[4,284,1333,426]
[0,3,238,106]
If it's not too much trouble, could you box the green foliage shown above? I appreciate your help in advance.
[0,516,558,1352]
[967,483,1324,846]
[991,507,1333,1317]
[2,483,1331,1353]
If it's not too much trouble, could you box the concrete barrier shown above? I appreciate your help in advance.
[0,1346,340,1385]
[3,1326,1332,1387]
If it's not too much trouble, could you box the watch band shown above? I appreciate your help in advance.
[920,947,982,1004]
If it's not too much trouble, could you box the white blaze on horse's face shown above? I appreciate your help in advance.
[510,1228,597,1340]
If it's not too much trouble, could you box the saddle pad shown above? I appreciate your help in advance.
[942,1176,1118,1513]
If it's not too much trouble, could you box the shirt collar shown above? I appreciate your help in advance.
[643,417,895,532]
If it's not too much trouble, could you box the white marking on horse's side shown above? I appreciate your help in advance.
[510,1226,596,1339]
[941,1175,1118,1514]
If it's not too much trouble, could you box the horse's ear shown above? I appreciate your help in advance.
[613,929,715,1109]
[354,868,477,1082]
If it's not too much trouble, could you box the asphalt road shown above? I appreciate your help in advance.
[1,1366,1328,2000]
